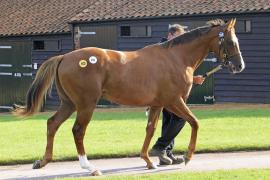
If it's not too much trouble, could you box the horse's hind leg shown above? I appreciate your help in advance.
[140,107,162,169]
[72,104,101,176]
[33,100,75,169]
[166,98,199,165]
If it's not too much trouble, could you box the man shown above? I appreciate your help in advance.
[151,24,205,165]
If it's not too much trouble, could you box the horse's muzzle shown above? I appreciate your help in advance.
[228,55,245,74]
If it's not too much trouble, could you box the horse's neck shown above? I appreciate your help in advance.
[176,27,219,70]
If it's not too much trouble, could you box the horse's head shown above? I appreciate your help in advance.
[211,19,245,74]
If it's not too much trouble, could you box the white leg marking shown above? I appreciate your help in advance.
[79,155,96,173]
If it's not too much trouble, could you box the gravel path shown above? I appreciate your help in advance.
[0,151,270,179]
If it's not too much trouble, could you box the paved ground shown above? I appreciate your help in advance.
[0,151,270,179]
[94,103,270,112]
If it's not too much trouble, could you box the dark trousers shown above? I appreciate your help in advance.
[153,108,186,156]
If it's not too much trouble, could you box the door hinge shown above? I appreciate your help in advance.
[14,73,22,77]
[22,64,32,68]
[204,96,215,102]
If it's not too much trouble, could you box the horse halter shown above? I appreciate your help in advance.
[202,31,238,78]
[218,31,241,68]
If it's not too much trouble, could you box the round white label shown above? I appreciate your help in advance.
[89,56,97,64]
[218,32,224,38]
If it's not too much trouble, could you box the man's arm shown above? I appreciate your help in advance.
[193,75,205,85]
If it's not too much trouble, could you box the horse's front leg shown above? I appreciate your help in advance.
[72,106,102,176]
[166,98,199,165]
[140,107,162,169]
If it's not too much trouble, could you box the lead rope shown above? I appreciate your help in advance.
[202,31,225,78]
[145,64,223,117]
[202,64,223,78]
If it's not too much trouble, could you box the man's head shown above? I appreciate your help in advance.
[167,24,185,40]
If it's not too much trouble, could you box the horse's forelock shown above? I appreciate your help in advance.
[206,19,225,27]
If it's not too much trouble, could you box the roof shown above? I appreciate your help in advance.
[71,0,270,22]
[0,0,97,36]
[1,0,270,37]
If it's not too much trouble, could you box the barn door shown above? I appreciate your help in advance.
[77,25,117,49]
[0,41,32,110]
[75,25,117,106]
[187,58,215,104]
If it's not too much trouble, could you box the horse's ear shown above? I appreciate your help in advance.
[233,18,237,27]
[225,19,235,31]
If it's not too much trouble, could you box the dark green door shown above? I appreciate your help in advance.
[0,41,32,110]
[187,59,215,104]
[76,25,117,106]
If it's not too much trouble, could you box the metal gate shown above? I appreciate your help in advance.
[0,41,32,110]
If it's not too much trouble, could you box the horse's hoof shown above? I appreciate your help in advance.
[183,155,190,165]
[147,162,158,169]
[91,170,102,176]
[32,160,42,169]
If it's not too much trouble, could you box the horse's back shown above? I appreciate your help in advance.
[57,47,148,104]
[56,46,189,107]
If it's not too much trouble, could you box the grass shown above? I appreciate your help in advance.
[63,169,270,180]
[0,107,270,165]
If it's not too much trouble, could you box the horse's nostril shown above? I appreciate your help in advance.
[239,64,242,69]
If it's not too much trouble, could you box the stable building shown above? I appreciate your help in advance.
[1,0,270,111]
[0,0,97,110]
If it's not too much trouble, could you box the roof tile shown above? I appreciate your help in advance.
[1,0,270,36]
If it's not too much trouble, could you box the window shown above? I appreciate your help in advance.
[235,20,251,33]
[245,20,251,33]
[120,26,131,36]
[33,40,60,51]
[33,41,44,50]
[120,25,152,37]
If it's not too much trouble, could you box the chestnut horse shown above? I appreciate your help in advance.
[14,19,244,175]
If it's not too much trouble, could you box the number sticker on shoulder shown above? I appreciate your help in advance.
[89,56,98,64]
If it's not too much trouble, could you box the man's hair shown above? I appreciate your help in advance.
[168,24,185,35]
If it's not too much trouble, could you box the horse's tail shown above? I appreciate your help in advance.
[13,55,64,117]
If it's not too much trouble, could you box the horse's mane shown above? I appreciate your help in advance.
[161,19,225,48]
[207,19,225,27]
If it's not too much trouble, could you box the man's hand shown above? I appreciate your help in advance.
[193,75,205,85]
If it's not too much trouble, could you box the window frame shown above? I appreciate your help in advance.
[32,40,61,51]
[235,20,252,34]
[119,25,152,37]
